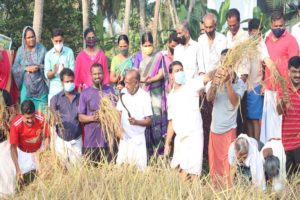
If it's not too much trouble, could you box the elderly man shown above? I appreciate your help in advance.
[78,63,114,164]
[261,139,286,192]
[261,11,299,144]
[228,134,266,191]
[10,100,50,185]
[50,68,82,167]
[164,61,212,180]
[116,69,152,169]
[173,21,200,80]
[277,56,300,177]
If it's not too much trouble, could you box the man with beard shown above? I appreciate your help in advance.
[276,56,300,177]
[78,63,114,164]
[173,21,200,81]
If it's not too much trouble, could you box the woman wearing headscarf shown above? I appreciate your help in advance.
[12,26,48,111]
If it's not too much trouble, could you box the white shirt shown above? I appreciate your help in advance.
[174,39,200,80]
[117,88,153,139]
[167,76,205,137]
[291,22,300,50]
[197,32,227,73]
[248,39,270,88]
[260,139,286,192]
[228,134,266,191]
[227,28,249,48]
[227,28,251,76]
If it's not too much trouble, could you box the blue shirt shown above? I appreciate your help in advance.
[44,46,75,101]
[50,91,81,141]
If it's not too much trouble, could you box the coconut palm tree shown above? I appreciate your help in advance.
[82,0,89,33]
[32,0,44,42]
[153,0,161,48]
[124,0,131,34]
[139,0,146,33]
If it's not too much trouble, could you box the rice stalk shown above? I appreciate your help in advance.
[97,91,121,154]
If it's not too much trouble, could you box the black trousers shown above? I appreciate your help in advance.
[286,147,300,177]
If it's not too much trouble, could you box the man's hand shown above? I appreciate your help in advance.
[164,143,171,157]
[92,112,99,122]
[16,169,24,185]
[128,117,137,125]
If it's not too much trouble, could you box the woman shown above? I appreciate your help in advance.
[75,27,110,91]
[110,34,133,94]
[12,26,48,111]
[134,32,168,157]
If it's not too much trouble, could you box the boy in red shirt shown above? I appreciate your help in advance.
[10,100,50,183]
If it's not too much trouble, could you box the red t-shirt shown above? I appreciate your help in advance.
[265,30,299,90]
[10,112,50,153]
[278,85,300,151]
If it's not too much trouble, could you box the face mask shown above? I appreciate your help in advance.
[272,28,285,38]
[206,29,215,38]
[174,71,186,85]
[120,48,129,56]
[142,46,154,56]
[169,46,174,55]
[86,38,97,47]
[54,43,63,52]
[64,82,75,92]
[178,36,187,45]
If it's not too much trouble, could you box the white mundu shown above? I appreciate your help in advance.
[261,139,286,192]
[167,76,206,175]
[116,88,153,169]
[0,141,16,197]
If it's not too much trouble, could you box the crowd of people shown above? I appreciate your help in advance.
[0,7,300,196]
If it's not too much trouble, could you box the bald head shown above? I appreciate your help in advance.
[202,13,217,38]
[126,69,140,82]
[203,13,217,25]
[125,69,140,95]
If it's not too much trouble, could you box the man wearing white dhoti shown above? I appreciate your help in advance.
[10,100,50,185]
[116,69,152,169]
[0,89,16,197]
[164,61,211,180]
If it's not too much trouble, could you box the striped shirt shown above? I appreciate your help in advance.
[280,86,300,151]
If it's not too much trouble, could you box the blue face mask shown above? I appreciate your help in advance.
[64,82,75,92]
[174,71,186,85]
[272,28,285,38]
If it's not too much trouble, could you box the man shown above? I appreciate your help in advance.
[198,13,227,74]
[206,49,246,187]
[260,139,286,192]
[50,68,82,167]
[173,20,200,80]
[228,134,265,191]
[164,61,211,180]
[197,13,227,161]
[0,89,15,197]
[44,28,75,102]
[246,18,270,143]
[291,3,300,53]
[226,8,250,135]
[276,56,300,176]
[261,11,299,144]
[162,32,178,92]
[116,69,152,169]
[10,100,50,185]
[78,63,114,164]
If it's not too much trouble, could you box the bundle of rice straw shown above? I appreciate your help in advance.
[0,91,9,136]
[97,92,121,154]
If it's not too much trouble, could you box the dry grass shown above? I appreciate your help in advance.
[5,151,299,200]
[97,92,121,154]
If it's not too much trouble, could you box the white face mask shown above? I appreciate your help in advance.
[174,71,186,85]
[54,43,63,52]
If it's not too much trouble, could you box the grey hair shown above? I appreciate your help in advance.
[202,13,217,24]
[126,69,140,82]
[234,137,249,155]
[176,20,190,33]
[264,155,280,180]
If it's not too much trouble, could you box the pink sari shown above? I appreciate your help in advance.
[0,50,19,103]
[74,49,109,91]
